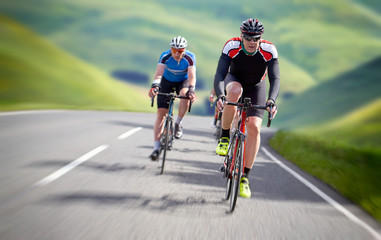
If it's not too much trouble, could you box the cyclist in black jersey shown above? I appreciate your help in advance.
[214,18,280,198]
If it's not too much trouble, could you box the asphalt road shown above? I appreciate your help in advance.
[0,110,380,240]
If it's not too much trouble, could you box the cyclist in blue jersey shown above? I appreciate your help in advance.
[148,36,197,161]
[214,19,280,198]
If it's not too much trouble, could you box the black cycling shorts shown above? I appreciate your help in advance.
[157,77,189,109]
[224,73,266,118]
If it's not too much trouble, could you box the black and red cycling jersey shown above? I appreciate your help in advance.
[214,37,280,102]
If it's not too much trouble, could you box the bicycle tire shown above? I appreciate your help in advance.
[160,117,170,174]
[215,113,222,141]
[159,123,166,154]
[215,124,222,141]
[224,133,236,200]
[224,153,232,201]
[168,120,174,151]
[230,138,243,212]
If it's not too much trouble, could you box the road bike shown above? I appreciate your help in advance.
[212,105,223,141]
[151,92,191,174]
[209,98,223,141]
[222,97,273,212]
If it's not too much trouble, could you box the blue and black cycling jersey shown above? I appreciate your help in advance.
[158,49,196,83]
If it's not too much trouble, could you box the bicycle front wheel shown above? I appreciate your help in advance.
[224,135,236,200]
[224,155,232,201]
[230,138,243,212]
[160,117,171,174]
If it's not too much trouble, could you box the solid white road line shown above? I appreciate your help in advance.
[34,145,109,187]
[261,147,381,240]
[118,127,143,139]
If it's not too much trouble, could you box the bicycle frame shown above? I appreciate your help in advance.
[230,108,247,175]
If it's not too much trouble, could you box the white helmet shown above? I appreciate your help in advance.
[170,36,188,49]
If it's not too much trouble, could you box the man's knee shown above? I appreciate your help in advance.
[226,82,242,100]
[157,109,168,118]
[246,117,261,135]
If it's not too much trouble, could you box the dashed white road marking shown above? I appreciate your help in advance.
[118,127,143,139]
[1,126,144,209]
[34,126,144,187]
[261,147,381,240]
[34,145,109,187]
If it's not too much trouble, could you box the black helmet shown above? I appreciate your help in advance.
[240,18,264,36]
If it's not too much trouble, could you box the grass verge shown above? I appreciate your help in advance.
[269,130,381,223]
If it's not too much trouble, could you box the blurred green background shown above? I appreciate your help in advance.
[1,0,380,222]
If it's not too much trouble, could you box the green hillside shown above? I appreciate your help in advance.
[0,0,380,117]
[0,15,153,112]
[1,0,380,84]
[276,56,381,130]
[1,0,380,115]
[304,99,381,147]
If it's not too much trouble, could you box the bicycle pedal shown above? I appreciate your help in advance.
[218,164,226,172]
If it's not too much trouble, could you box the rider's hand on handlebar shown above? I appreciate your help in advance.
[266,98,278,119]
[216,96,225,112]
[148,84,160,98]
[186,85,197,103]
[186,90,197,102]
[148,87,159,98]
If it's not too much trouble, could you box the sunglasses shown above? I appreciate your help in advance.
[242,35,261,42]
[171,48,185,54]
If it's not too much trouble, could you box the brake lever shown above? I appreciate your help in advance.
[267,112,272,127]
[150,88,159,107]
[151,96,155,107]
[266,104,273,127]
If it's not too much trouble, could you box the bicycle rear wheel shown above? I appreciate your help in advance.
[215,125,221,141]
[160,117,171,174]
[230,138,243,212]
[214,112,222,141]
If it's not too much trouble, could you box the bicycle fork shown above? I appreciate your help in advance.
[166,102,174,150]
[224,130,246,177]
[231,131,246,175]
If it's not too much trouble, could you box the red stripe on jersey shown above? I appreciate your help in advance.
[229,48,241,58]
[259,40,278,61]
[261,68,267,81]
[259,48,273,61]
[223,37,241,58]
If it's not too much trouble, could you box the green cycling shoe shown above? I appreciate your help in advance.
[240,177,251,198]
[216,137,229,156]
